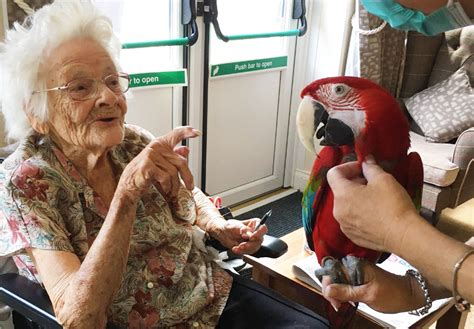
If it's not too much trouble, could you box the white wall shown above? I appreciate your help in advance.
[290,0,354,191]
[0,0,6,147]
[0,1,4,45]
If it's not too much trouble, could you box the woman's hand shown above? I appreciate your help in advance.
[117,126,200,201]
[207,218,268,255]
[327,157,419,253]
[321,261,424,313]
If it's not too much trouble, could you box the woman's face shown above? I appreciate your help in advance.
[40,37,127,154]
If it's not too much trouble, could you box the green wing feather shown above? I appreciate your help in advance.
[302,147,340,250]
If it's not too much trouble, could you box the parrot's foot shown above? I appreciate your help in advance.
[314,256,348,285]
[342,255,368,286]
[314,255,368,286]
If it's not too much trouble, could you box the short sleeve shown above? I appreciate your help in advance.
[122,124,154,152]
[0,160,74,257]
[113,124,156,165]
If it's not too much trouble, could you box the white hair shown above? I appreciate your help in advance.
[0,0,122,141]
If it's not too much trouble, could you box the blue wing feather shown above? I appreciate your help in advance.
[301,146,344,251]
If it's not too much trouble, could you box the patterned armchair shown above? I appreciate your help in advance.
[398,27,474,223]
[351,4,472,223]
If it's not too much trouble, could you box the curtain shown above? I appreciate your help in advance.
[345,0,406,97]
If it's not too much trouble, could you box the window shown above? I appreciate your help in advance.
[210,0,290,64]
[94,0,182,73]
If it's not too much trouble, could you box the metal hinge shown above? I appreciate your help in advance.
[196,1,205,16]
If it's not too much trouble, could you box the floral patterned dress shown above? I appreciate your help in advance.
[0,125,232,328]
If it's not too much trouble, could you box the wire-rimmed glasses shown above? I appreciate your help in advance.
[33,72,130,101]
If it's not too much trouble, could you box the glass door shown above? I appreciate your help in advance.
[195,0,306,205]
[94,0,195,137]
[94,0,306,206]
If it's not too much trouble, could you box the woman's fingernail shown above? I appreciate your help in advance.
[365,155,375,164]
[192,129,202,136]
[331,303,339,312]
[349,301,356,307]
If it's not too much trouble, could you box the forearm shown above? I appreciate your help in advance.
[324,258,451,313]
[396,0,447,14]
[58,190,138,327]
[193,188,226,237]
[396,0,474,17]
[392,212,473,303]
[371,270,425,313]
[389,272,450,313]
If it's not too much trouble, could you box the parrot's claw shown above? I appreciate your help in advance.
[342,255,368,286]
[314,256,348,285]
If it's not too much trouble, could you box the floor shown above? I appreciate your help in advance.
[233,190,474,329]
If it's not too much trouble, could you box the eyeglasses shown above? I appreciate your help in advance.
[33,72,130,101]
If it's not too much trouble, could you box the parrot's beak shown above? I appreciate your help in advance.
[296,96,328,153]
[297,96,356,150]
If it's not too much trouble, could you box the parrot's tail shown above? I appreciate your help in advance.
[326,301,358,329]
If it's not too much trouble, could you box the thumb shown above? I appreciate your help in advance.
[324,283,364,304]
[362,155,386,183]
[327,161,362,193]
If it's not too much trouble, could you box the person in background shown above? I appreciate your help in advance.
[0,1,329,328]
[361,0,473,36]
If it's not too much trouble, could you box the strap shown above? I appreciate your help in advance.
[460,53,474,67]
[351,14,388,36]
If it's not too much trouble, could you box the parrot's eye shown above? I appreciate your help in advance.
[332,84,349,97]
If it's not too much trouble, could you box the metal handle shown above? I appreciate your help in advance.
[182,0,199,45]
[292,0,307,36]
[122,0,198,49]
[205,0,307,42]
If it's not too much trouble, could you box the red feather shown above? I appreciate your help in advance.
[311,146,382,265]
[299,77,424,329]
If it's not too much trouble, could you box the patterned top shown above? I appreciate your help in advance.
[0,125,232,328]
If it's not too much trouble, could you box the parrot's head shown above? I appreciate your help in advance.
[296,76,410,162]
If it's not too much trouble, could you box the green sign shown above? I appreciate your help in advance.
[130,70,187,88]
[210,56,288,78]
[211,56,288,77]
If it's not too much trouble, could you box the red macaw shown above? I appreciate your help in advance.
[296,76,423,328]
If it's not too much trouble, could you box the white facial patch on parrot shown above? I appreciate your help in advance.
[327,108,366,139]
[296,96,318,154]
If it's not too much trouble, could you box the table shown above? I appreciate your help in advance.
[243,228,467,329]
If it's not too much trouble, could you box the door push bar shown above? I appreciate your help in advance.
[122,0,199,49]
[204,0,307,42]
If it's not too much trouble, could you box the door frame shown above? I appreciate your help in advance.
[187,0,310,201]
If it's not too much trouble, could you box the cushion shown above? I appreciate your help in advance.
[428,26,474,87]
[404,65,474,143]
[409,132,459,187]
[399,26,474,99]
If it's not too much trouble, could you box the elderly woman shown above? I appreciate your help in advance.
[0,1,328,328]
